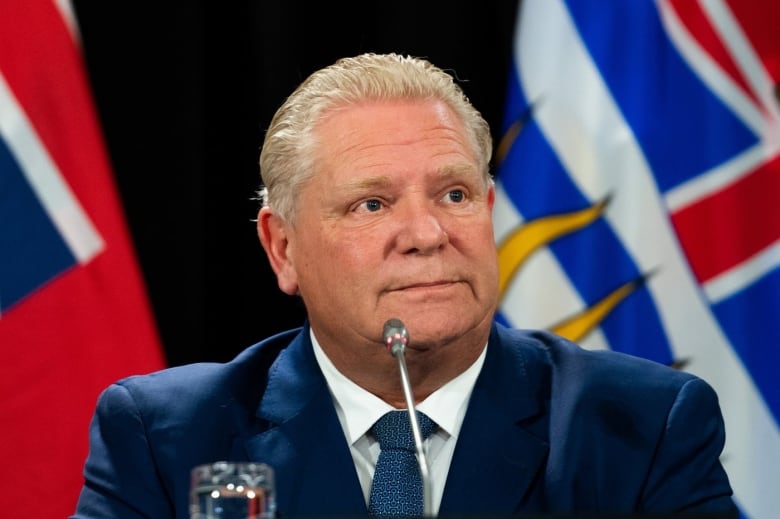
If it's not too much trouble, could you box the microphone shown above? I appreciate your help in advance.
[382,318,433,517]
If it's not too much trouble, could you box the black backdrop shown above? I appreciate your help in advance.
[69,2,520,367]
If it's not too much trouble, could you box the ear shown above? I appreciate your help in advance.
[256,207,299,296]
[487,181,496,209]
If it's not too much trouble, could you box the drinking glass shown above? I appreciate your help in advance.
[190,461,276,519]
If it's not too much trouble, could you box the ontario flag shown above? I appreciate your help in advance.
[0,1,166,517]
[494,1,779,518]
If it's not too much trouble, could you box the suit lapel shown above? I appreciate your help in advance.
[232,327,367,517]
[439,324,549,516]
[225,323,550,517]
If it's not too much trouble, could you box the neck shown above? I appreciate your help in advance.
[316,324,490,408]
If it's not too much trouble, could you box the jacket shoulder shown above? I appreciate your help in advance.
[495,324,696,393]
[105,327,303,421]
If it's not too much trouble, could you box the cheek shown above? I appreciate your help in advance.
[328,238,378,280]
[457,215,496,249]
[462,219,500,277]
[295,228,376,287]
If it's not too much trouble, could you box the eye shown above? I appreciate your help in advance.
[356,198,383,213]
[444,189,465,203]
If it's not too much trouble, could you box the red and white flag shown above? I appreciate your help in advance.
[0,1,166,516]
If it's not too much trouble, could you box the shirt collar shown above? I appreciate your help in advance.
[310,328,487,445]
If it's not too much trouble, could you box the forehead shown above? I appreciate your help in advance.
[312,99,476,168]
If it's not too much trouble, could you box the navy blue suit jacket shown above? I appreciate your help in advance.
[72,323,736,518]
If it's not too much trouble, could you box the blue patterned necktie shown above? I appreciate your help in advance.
[368,410,438,518]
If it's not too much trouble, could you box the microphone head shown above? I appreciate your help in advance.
[382,318,409,357]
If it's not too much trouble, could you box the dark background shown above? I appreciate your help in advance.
[70,2,520,367]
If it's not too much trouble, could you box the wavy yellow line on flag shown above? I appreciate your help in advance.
[496,119,524,165]
[549,275,648,343]
[495,101,540,165]
[497,197,610,300]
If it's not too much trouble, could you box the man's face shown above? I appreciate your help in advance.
[269,99,499,350]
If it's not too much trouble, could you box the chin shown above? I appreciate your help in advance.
[379,297,492,341]
[397,315,473,345]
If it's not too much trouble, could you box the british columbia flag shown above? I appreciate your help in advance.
[0,1,165,516]
[494,1,779,518]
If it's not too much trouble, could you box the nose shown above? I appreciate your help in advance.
[395,202,449,255]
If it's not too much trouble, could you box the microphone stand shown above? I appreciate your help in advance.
[385,319,434,518]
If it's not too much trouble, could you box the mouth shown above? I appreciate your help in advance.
[404,281,454,289]
[388,280,462,293]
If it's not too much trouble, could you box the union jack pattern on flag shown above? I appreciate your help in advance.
[0,1,165,516]
[494,1,779,518]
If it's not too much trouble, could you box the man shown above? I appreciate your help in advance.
[73,53,737,518]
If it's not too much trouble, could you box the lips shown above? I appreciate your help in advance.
[389,279,461,292]
[404,281,453,289]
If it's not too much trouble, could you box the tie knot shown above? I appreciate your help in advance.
[372,410,437,452]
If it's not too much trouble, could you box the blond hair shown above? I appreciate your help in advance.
[258,53,493,223]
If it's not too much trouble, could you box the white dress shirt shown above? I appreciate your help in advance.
[310,329,487,515]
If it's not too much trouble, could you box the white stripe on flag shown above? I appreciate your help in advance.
[703,238,780,304]
[0,71,104,264]
[513,1,780,517]
[664,143,766,212]
[701,0,780,136]
[53,0,80,44]
[657,0,767,139]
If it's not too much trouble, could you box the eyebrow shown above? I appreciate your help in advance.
[339,175,393,195]
[436,163,481,180]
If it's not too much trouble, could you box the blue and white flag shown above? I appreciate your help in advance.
[494,1,779,518]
